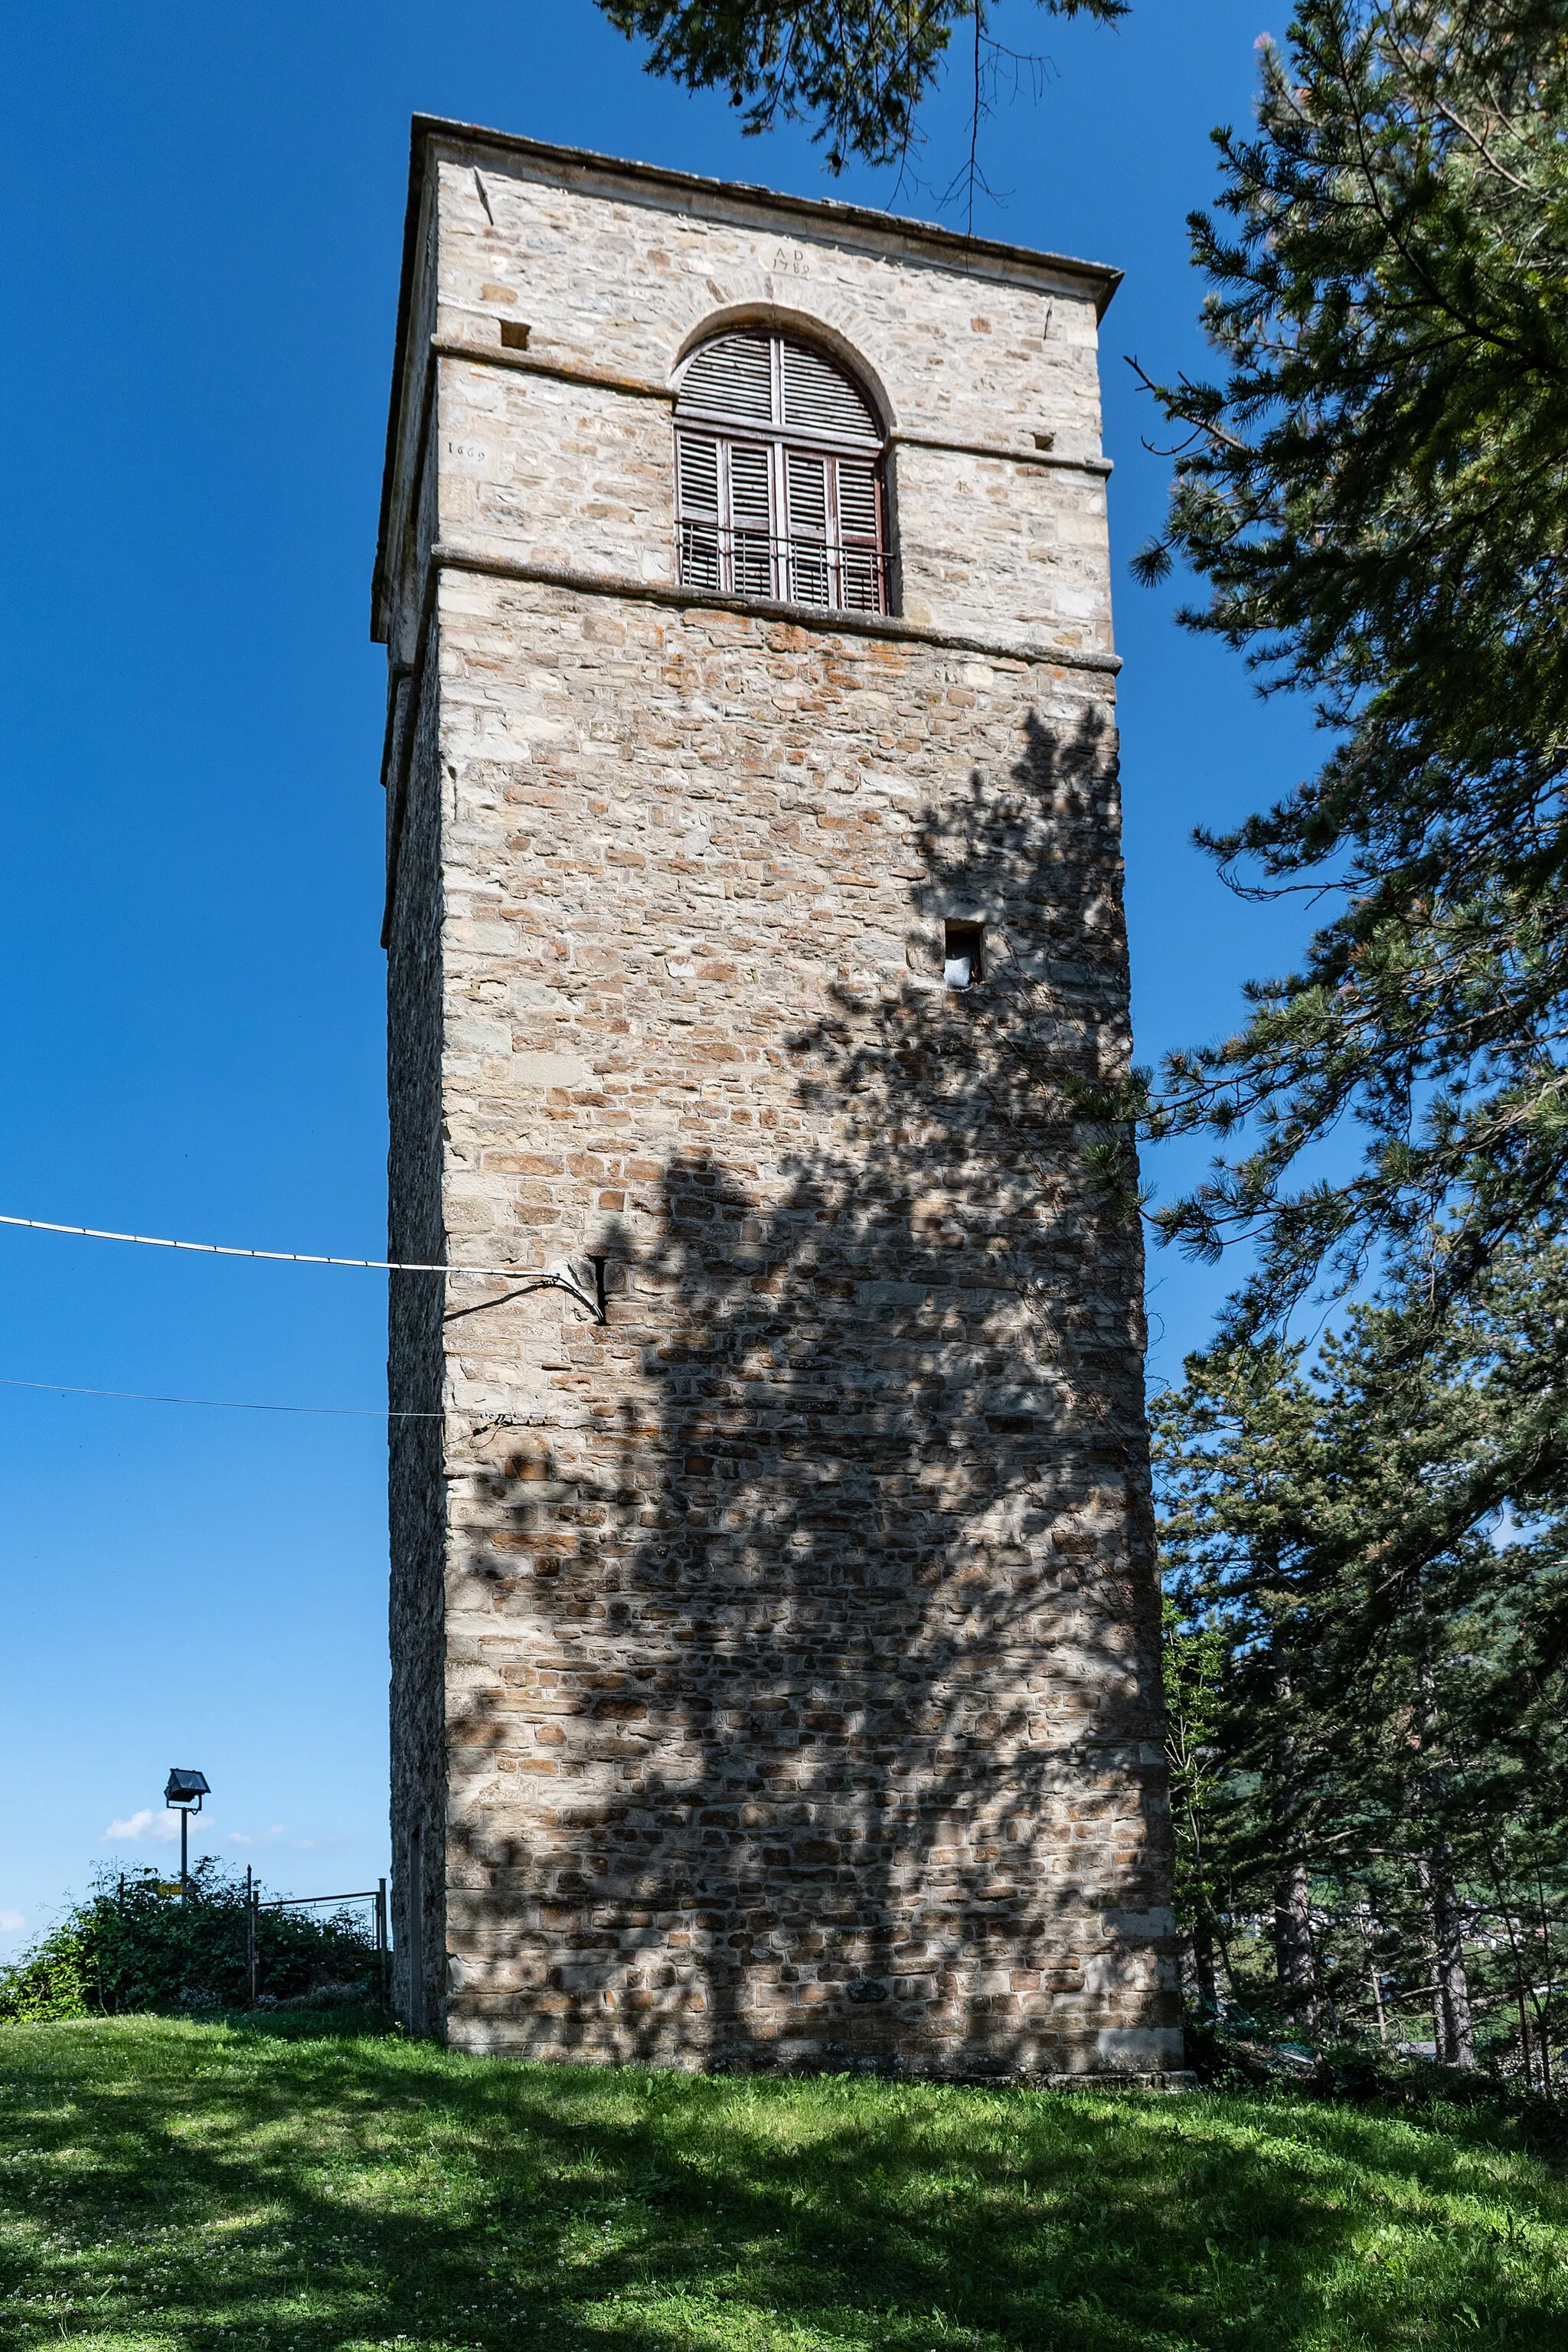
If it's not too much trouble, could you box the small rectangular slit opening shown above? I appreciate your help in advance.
[944,921,984,990]
[500,320,531,351]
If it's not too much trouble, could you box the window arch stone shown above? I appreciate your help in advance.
[672,325,892,614]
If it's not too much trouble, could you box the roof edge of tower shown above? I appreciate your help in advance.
[371,116,1122,639]
[415,114,1122,299]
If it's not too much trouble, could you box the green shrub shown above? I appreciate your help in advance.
[0,1861,381,2021]
[1182,2011,1568,2161]
[0,1914,94,2021]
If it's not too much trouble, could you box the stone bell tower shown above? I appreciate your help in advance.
[374,114,1181,2079]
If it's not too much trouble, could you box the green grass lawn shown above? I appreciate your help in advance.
[1,2017,1565,2351]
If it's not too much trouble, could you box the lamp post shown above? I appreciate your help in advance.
[164,1769,210,1898]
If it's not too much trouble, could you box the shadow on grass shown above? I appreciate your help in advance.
[4,2020,1567,2349]
[218,2004,399,2041]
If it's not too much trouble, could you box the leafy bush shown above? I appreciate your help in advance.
[1182,2013,1568,2161]
[0,1862,383,2021]
[0,1913,95,2022]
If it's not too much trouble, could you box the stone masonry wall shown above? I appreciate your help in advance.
[386,636,449,2037]
[380,128,1179,2075]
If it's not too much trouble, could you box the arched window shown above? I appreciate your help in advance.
[674,327,890,614]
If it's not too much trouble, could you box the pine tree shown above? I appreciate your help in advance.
[1155,1250,1568,2064]
[1133,2,1568,1331]
[595,1,1125,171]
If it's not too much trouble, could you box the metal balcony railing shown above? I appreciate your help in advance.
[676,523,890,616]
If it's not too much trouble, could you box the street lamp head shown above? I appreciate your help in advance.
[164,1768,209,1811]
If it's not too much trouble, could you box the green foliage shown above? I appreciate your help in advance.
[0,1862,381,2024]
[0,1919,93,2025]
[3,2015,1566,2349]
[594,0,1126,171]
[1185,2018,1568,2154]
[1135,2,1568,1330]
[1161,1592,1230,2005]
[1155,1252,1568,2079]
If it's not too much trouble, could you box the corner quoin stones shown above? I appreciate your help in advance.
[375,116,1182,2079]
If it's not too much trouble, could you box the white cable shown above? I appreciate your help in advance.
[0,1375,449,1419]
[0,1212,604,1318]
[3,1210,542,1279]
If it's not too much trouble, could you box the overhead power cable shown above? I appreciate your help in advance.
[0,1212,605,1319]
[0,1376,449,1419]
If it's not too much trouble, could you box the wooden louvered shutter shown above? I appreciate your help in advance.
[728,442,776,598]
[681,330,774,422]
[676,433,722,590]
[835,457,883,612]
[674,327,888,612]
[784,449,831,606]
[780,341,878,442]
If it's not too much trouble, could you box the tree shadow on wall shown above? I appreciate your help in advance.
[446,705,1174,2074]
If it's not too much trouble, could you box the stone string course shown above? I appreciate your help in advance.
[379,123,1181,2077]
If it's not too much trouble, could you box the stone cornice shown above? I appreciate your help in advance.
[412,117,1122,308]
[888,427,1112,478]
[431,334,677,403]
[427,542,1124,674]
[430,334,1114,476]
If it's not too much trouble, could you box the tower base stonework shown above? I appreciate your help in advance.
[377,121,1181,2078]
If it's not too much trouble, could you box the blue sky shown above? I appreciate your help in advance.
[0,0,1318,1954]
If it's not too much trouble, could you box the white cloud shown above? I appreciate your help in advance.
[228,1825,290,1849]
[0,1909,25,1932]
[103,1808,181,1844]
